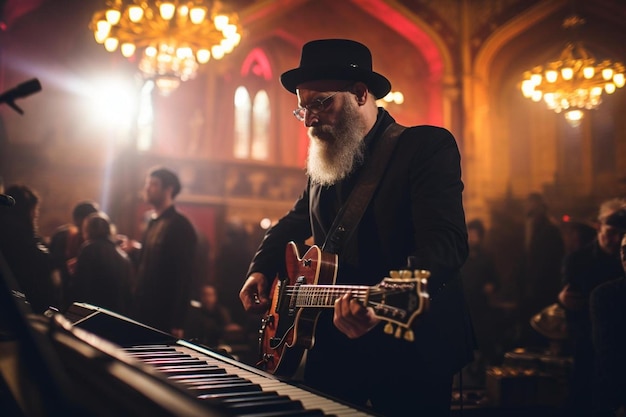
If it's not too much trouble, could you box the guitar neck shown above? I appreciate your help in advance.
[292,284,371,308]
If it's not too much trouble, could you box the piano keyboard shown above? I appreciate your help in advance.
[123,339,379,417]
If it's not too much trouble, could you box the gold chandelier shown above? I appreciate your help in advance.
[90,1,242,95]
[520,16,625,127]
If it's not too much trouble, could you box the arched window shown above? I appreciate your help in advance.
[234,86,252,159]
[252,90,270,160]
[233,48,273,160]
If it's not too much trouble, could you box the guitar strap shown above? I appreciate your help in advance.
[322,122,406,255]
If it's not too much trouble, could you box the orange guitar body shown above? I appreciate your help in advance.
[257,242,337,377]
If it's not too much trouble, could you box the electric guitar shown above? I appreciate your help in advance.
[257,241,430,378]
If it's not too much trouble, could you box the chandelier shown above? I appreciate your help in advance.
[520,16,625,127]
[90,1,242,95]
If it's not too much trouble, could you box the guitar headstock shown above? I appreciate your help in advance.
[366,269,430,342]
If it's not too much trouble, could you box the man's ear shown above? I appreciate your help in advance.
[352,82,368,105]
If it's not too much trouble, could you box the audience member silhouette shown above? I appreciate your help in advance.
[590,229,626,417]
[517,192,565,347]
[461,219,501,369]
[559,199,626,417]
[562,219,597,256]
[123,167,197,337]
[72,212,133,314]
[185,284,242,348]
[48,200,99,311]
[0,184,57,313]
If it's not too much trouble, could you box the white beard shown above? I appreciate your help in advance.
[306,100,366,186]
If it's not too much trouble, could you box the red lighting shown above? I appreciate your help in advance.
[241,48,273,81]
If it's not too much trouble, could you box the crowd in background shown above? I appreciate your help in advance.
[1,173,625,415]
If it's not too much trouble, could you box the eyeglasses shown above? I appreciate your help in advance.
[292,91,342,121]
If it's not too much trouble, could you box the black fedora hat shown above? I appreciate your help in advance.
[280,39,391,98]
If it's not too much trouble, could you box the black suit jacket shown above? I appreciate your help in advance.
[248,109,474,378]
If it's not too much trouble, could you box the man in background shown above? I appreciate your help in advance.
[124,167,197,337]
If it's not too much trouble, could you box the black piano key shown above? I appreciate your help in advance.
[126,352,192,359]
[197,390,280,401]
[180,377,250,387]
[191,382,263,396]
[168,373,240,382]
[152,362,226,375]
[142,358,205,365]
[223,398,304,414]
[122,345,176,352]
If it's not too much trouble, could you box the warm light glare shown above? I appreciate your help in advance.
[602,68,614,80]
[614,73,625,88]
[583,66,594,79]
[605,83,616,94]
[88,77,138,132]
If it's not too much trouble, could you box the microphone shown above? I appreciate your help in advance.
[0,78,42,114]
[0,194,16,207]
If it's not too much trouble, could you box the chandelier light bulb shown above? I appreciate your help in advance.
[105,9,121,25]
[583,66,594,79]
[564,110,583,127]
[221,38,236,53]
[223,24,238,37]
[196,49,211,63]
[189,7,206,24]
[212,44,225,60]
[121,42,136,57]
[128,5,144,22]
[96,19,111,34]
[531,90,542,102]
[104,37,119,52]
[145,46,157,57]
[214,15,229,31]
[530,73,542,85]
[605,83,616,94]
[561,67,574,80]
[614,73,625,88]
[545,70,558,83]
[94,31,107,44]
[159,2,176,20]
[602,68,614,80]
[591,86,603,96]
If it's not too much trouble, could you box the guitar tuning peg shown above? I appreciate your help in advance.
[398,270,412,278]
[404,329,415,342]
[394,327,402,339]
[384,322,394,334]
[414,270,431,280]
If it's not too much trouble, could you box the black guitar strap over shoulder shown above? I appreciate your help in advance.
[322,122,406,255]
